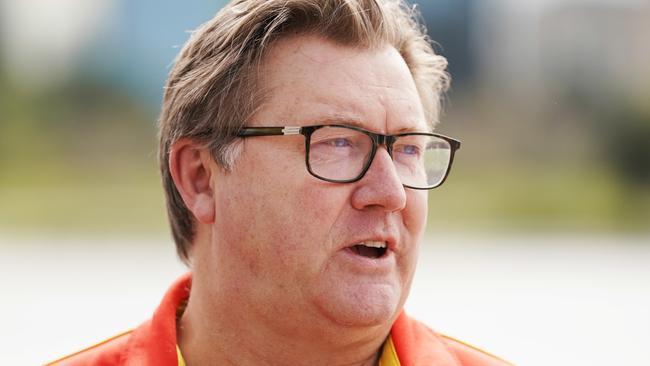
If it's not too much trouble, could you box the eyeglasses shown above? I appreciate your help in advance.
[237,124,461,190]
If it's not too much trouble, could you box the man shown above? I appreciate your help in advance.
[49,0,512,365]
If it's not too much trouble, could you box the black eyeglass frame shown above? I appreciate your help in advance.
[237,124,461,190]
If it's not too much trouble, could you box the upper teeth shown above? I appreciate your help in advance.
[358,241,386,249]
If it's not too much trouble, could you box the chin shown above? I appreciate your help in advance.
[314,283,403,328]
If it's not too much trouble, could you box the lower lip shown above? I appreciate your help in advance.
[338,247,395,274]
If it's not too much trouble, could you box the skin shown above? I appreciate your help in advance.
[170,34,430,366]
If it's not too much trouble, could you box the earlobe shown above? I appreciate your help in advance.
[168,139,216,224]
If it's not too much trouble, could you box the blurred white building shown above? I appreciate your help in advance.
[0,0,115,88]
[0,0,225,103]
[472,0,650,102]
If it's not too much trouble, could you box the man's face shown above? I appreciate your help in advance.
[206,34,429,331]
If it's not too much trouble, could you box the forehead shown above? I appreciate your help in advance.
[252,34,428,133]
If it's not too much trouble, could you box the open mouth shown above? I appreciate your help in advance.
[349,241,388,259]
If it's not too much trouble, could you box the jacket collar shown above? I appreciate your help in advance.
[125,273,460,366]
[125,273,191,366]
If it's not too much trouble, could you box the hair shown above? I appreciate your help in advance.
[159,0,450,263]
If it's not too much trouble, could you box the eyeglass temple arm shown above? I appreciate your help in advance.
[237,126,302,137]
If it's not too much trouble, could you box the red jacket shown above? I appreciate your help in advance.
[47,273,512,366]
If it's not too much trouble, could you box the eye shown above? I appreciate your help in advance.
[326,138,353,148]
[395,144,421,157]
[401,144,420,155]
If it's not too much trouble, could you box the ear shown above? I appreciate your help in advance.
[168,139,216,224]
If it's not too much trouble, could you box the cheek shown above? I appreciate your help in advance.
[295,182,349,222]
[404,190,428,233]
[219,173,348,279]
[398,191,427,280]
[271,182,350,259]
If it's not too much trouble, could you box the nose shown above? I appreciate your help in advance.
[350,147,407,212]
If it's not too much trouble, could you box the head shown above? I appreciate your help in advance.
[159,0,449,333]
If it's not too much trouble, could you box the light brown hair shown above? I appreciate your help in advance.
[159,0,450,263]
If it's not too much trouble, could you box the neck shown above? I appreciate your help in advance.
[177,273,390,366]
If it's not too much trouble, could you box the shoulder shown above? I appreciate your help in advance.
[45,329,134,366]
[391,312,514,366]
[438,333,515,366]
[45,274,190,366]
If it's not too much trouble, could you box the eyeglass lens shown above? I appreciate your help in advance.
[307,126,451,188]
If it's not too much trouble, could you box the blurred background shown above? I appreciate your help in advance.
[0,0,648,365]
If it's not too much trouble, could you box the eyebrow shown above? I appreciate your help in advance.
[308,114,429,134]
[309,114,364,127]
